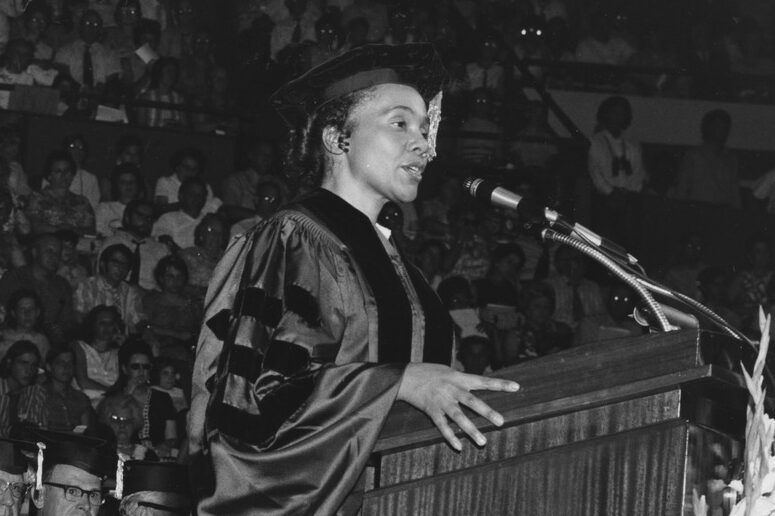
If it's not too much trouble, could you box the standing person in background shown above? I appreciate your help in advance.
[672,108,741,209]
[587,95,646,247]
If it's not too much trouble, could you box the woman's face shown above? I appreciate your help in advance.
[123,353,152,386]
[11,352,39,387]
[116,172,140,204]
[159,265,186,294]
[158,366,176,390]
[66,138,87,167]
[48,159,75,190]
[49,351,76,385]
[103,250,131,285]
[342,83,430,206]
[108,406,137,445]
[13,296,40,330]
[93,310,119,343]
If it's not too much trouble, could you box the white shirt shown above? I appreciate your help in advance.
[753,169,775,213]
[100,229,170,291]
[54,40,121,86]
[587,130,646,195]
[152,210,205,249]
[95,200,125,237]
[153,174,222,214]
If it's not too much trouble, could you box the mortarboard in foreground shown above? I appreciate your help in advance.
[18,428,112,478]
[0,438,38,475]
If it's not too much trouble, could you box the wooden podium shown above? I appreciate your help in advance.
[362,329,755,515]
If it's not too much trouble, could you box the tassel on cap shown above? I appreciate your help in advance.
[113,453,129,500]
[35,442,45,491]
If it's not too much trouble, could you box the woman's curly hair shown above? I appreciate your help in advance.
[282,89,372,194]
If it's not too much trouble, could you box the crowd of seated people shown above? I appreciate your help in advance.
[0,0,773,509]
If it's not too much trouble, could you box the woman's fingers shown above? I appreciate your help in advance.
[431,411,462,451]
[445,404,486,447]
[463,374,520,393]
[457,391,505,427]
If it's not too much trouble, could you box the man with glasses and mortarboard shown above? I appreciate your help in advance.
[113,461,190,515]
[22,429,111,516]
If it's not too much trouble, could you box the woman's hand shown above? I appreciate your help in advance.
[397,363,520,451]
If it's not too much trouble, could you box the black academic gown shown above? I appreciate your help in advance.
[189,189,453,515]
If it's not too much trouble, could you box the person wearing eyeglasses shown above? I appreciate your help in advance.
[228,181,283,238]
[20,427,111,516]
[101,338,177,460]
[0,438,35,516]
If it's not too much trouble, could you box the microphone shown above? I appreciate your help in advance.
[462,177,544,223]
[462,177,637,264]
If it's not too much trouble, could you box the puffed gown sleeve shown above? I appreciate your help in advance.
[188,211,405,516]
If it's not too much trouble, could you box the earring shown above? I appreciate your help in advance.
[337,133,350,153]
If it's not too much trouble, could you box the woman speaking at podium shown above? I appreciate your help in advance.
[188,43,520,515]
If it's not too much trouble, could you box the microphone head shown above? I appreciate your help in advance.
[462,177,495,203]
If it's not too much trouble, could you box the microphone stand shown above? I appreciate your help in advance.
[540,228,672,333]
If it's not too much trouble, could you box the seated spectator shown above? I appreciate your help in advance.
[752,166,775,215]
[55,229,89,288]
[465,32,505,97]
[95,163,145,237]
[18,2,55,62]
[475,243,525,309]
[414,239,445,290]
[229,180,282,238]
[96,391,145,459]
[0,437,35,514]
[159,0,197,59]
[0,38,58,109]
[178,214,228,300]
[0,340,40,435]
[192,65,239,135]
[729,234,773,331]
[103,0,141,58]
[122,17,162,96]
[137,56,188,128]
[72,304,122,406]
[544,246,606,332]
[698,266,742,330]
[574,10,634,65]
[153,147,220,214]
[100,337,177,457]
[16,347,94,431]
[53,9,121,91]
[52,72,89,118]
[660,232,707,301]
[152,177,212,249]
[576,283,645,345]
[0,233,76,345]
[501,280,572,365]
[151,356,186,414]
[0,288,50,360]
[100,199,170,291]
[74,243,144,332]
[61,133,100,210]
[446,206,491,282]
[101,132,145,201]
[308,11,343,67]
[46,0,88,53]
[25,150,96,236]
[141,255,201,368]
[342,0,386,43]
[221,139,285,220]
[268,0,319,57]
[0,126,30,199]
[383,7,414,46]
[89,0,120,30]
[419,175,460,240]
[0,175,28,275]
[457,87,503,167]
[510,101,559,170]
[456,335,494,375]
[437,275,488,343]
[177,26,215,104]
[671,109,741,209]
[587,96,646,246]
[508,14,551,85]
